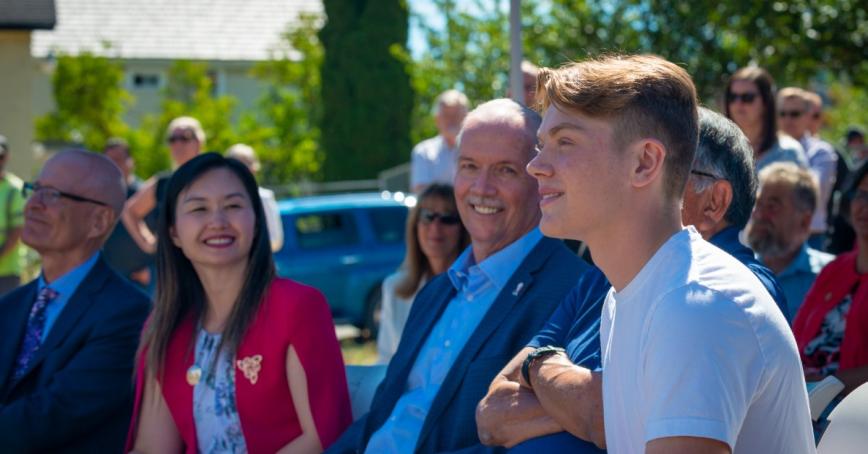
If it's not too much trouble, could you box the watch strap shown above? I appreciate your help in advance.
[521,345,565,388]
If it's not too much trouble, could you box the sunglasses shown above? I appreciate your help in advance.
[726,92,758,104]
[419,209,461,225]
[778,110,804,119]
[167,134,195,144]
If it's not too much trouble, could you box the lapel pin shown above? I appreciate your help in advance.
[512,282,524,296]
[236,355,263,385]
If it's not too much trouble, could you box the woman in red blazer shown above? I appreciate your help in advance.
[794,161,868,396]
[127,153,351,453]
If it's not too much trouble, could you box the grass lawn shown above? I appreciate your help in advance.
[340,338,378,365]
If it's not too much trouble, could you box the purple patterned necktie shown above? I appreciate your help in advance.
[11,287,59,382]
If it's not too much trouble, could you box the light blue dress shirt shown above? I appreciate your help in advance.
[773,244,833,320]
[365,228,543,454]
[38,252,100,342]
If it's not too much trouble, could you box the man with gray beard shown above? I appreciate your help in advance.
[748,162,834,319]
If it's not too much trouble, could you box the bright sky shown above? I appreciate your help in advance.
[408,0,444,58]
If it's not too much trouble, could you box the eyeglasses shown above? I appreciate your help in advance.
[726,92,758,104]
[22,182,108,207]
[849,189,868,204]
[167,134,195,144]
[690,169,723,180]
[778,110,804,119]
[419,209,461,225]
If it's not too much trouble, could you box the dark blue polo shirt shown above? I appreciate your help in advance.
[511,267,610,453]
[709,226,791,323]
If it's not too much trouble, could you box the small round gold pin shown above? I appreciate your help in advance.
[186,365,202,386]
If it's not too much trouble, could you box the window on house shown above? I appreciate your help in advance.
[132,73,161,89]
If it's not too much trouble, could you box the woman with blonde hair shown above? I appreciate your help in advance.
[122,116,205,256]
[376,184,469,363]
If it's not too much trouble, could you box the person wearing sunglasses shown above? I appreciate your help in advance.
[724,66,807,172]
[777,87,839,250]
[376,183,470,363]
[0,149,150,451]
[121,116,205,256]
[330,99,591,454]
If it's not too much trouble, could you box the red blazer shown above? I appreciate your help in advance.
[794,250,868,371]
[127,278,352,453]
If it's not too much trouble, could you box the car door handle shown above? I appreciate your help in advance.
[340,254,361,265]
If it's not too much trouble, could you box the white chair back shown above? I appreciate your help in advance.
[818,381,868,453]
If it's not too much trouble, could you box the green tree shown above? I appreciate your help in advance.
[411,0,867,141]
[823,78,868,154]
[319,0,414,180]
[35,52,131,151]
[241,13,325,186]
[129,61,238,177]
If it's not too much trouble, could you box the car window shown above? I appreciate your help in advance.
[293,211,359,249]
[369,207,407,244]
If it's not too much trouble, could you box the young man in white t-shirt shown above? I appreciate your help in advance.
[522,55,815,453]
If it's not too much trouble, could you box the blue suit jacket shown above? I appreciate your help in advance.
[0,257,150,453]
[329,237,588,454]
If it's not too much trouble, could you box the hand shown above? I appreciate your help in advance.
[805,372,824,383]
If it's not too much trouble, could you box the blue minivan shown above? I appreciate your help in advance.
[274,192,413,335]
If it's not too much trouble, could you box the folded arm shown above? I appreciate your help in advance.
[526,351,606,449]
[476,347,563,447]
[121,178,158,254]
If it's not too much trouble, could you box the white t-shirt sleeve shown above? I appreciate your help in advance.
[259,188,283,252]
[640,284,763,450]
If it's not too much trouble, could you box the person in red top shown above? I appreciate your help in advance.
[794,160,868,396]
[127,153,351,453]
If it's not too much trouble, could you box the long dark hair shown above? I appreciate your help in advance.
[395,184,469,298]
[140,152,275,377]
[724,66,778,155]
[844,160,868,225]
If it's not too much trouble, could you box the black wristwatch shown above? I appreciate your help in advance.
[521,345,565,389]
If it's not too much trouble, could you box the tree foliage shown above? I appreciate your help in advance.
[411,0,867,140]
[33,19,327,184]
[319,0,414,180]
[34,52,131,151]
[127,61,238,177]
[241,13,325,185]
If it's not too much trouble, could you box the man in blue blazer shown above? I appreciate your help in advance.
[328,99,592,454]
[0,150,150,452]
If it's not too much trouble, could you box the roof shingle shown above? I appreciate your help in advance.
[31,0,321,61]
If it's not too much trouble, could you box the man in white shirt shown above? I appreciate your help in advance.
[521,55,815,453]
[225,143,284,252]
[410,90,469,193]
[777,87,837,247]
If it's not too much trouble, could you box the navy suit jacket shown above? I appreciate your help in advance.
[0,257,150,453]
[329,237,588,454]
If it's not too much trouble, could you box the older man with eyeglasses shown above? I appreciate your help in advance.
[0,149,150,451]
[682,107,790,321]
